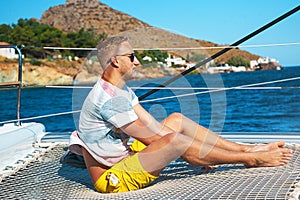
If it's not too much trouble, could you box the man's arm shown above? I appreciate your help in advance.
[121,118,161,145]
[120,103,174,145]
[133,103,176,136]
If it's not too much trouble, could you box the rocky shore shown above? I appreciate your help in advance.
[0,57,180,86]
[0,56,282,86]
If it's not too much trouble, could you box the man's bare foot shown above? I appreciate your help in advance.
[246,147,293,168]
[245,141,285,152]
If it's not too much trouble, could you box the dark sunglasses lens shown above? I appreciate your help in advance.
[130,53,135,62]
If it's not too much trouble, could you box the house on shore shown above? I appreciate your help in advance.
[250,57,282,70]
[0,42,19,59]
[207,64,247,74]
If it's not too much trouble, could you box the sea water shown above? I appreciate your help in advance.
[0,67,299,138]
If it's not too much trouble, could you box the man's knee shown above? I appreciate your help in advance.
[166,112,184,128]
[168,112,184,121]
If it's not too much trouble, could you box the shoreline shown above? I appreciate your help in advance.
[0,57,286,87]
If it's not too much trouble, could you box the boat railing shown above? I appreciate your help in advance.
[0,44,23,126]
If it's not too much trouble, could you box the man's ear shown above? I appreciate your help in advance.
[110,56,119,68]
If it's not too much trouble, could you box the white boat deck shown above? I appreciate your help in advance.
[0,123,46,171]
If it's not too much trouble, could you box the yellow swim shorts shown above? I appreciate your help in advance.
[129,139,147,153]
[94,140,158,193]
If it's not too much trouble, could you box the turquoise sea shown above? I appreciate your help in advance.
[0,67,299,137]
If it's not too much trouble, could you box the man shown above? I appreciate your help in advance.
[69,36,293,193]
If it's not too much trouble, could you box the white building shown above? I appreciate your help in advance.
[185,62,197,69]
[0,42,19,59]
[250,57,279,69]
[142,56,152,62]
[165,54,186,67]
[207,64,246,73]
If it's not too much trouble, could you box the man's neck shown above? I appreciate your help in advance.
[101,71,126,89]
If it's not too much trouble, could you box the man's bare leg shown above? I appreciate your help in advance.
[82,133,293,185]
[82,147,109,184]
[160,112,285,153]
[138,132,293,176]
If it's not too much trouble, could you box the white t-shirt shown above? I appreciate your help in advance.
[77,78,139,166]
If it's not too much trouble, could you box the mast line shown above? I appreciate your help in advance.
[138,5,300,101]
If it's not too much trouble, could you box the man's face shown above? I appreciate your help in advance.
[115,41,140,81]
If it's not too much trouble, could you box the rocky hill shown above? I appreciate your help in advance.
[40,0,259,63]
[1,0,270,86]
[40,0,151,36]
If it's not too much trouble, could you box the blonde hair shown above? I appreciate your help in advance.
[96,36,129,70]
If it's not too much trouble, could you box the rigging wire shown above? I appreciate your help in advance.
[0,110,81,125]
[134,42,300,50]
[140,76,300,103]
[25,41,300,51]
[138,5,300,101]
[1,75,299,125]
[45,85,300,90]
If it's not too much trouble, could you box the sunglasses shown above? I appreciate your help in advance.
[117,53,135,62]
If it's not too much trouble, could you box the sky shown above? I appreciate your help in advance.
[1,0,300,66]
